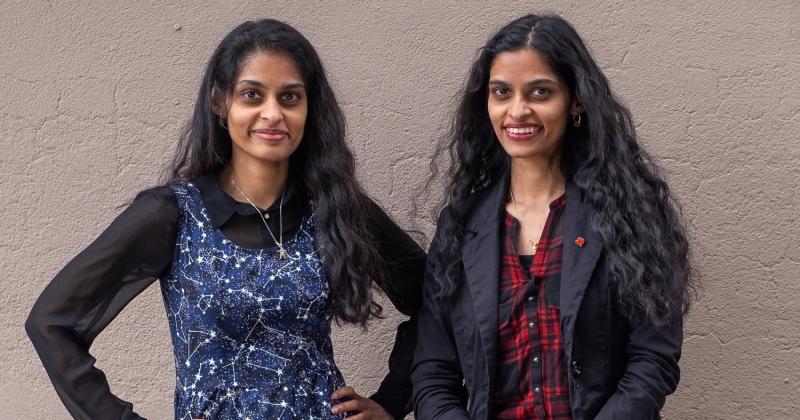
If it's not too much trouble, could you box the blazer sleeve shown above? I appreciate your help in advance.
[411,210,471,420]
[365,200,427,419]
[594,308,683,419]
[24,187,179,420]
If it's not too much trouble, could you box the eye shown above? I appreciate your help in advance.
[490,86,511,98]
[280,91,302,104]
[530,87,549,98]
[241,89,261,101]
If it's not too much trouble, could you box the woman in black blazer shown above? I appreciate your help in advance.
[412,14,692,420]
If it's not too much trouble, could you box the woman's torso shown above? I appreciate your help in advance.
[161,181,344,419]
[435,180,629,420]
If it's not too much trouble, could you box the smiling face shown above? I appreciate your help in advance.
[221,51,308,168]
[487,48,581,163]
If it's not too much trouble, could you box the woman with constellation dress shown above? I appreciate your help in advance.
[26,19,424,420]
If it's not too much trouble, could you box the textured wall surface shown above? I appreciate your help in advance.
[2,0,799,418]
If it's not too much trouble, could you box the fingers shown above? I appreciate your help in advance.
[332,386,391,418]
[332,385,357,400]
[331,396,366,416]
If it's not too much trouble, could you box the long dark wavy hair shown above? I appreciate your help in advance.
[432,14,692,325]
[166,19,384,326]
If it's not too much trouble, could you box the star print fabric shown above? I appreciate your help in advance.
[164,183,345,419]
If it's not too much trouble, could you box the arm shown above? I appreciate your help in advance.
[594,311,683,419]
[25,188,179,420]
[366,202,427,419]
[411,211,470,420]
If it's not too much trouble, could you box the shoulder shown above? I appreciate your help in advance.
[434,180,498,232]
[133,185,179,211]
[88,185,182,247]
[128,185,180,225]
[134,185,178,205]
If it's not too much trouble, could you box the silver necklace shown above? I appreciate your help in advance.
[230,178,286,259]
[510,189,537,255]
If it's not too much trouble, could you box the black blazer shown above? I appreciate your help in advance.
[411,174,682,420]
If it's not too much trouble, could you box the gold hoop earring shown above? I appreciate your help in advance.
[572,113,582,128]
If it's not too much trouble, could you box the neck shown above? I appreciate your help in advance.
[219,155,288,209]
[509,155,565,209]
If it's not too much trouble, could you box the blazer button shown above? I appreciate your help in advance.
[571,360,583,377]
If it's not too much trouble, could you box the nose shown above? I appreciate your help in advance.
[259,98,283,123]
[508,96,532,120]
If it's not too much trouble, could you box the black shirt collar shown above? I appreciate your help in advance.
[195,172,305,229]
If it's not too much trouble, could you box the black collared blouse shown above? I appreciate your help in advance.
[26,173,426,420]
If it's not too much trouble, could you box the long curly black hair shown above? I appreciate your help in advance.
[166,19,384,326]
[431,14,692,326]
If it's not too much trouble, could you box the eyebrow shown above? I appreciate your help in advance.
[236,80,306,90]
[488,78,559,86]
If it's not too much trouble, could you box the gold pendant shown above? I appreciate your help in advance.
[279,247,286,259]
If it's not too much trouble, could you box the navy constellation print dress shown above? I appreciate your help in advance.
[162,182,345,419]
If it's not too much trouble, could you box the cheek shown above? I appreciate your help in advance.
[540,106,569,131]
[228,106,252,130]
[487,102,504,131]
[291,107,308,133]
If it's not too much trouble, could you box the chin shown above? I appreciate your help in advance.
[250,144,298,162]
[256,154,293,164]
[499,144,538,159]
[500,139,562,161]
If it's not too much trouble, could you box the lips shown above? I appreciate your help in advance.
[252,128,289,141]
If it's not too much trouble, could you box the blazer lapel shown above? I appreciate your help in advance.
[560,182,603,357]
[461,174,508,382]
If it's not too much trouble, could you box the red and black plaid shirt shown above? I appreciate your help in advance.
[493,194,572,419]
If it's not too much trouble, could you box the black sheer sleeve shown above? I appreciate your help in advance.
[25,187,179,420]
[365,200,426,419]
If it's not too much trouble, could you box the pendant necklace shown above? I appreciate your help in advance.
[230,178,286,259]
[510,189,537,255]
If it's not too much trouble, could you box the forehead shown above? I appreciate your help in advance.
[236,51,303,83]
[489,48,560,82]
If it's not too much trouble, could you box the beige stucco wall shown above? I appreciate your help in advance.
[2,0,799,418]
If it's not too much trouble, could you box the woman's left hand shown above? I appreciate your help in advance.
[330,386,393,419]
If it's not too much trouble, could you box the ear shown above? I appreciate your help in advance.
[570,100,584,115]
[210,86,226,117]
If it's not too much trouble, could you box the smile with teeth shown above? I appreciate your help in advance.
[506,126,540,134]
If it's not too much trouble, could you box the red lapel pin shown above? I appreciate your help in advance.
[575,236,586,248]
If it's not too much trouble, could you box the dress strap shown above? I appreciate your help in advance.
[170,182,213,235]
